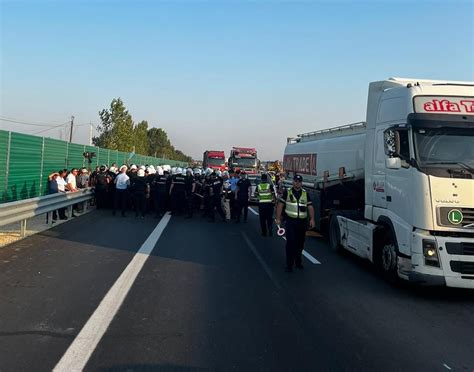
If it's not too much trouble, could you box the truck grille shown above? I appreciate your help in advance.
[445,242,474,256]
[450,261,474,275]
[439,207,474,228]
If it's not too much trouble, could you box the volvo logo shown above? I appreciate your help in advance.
[436,199,459,204]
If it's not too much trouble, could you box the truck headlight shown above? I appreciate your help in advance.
[423,240,440,267]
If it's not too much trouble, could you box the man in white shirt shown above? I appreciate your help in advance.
[66,168,79,192]
[113,165,130,217]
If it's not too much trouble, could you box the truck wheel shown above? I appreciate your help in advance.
[329,215,342,252]
[376,231,399,282]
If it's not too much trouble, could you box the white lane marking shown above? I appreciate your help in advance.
[53,213,172,372]
[249,207,320,265]
[242,232,281,290]
[443,364,452,370]
[302,250,321,264]
[248,207,259,216]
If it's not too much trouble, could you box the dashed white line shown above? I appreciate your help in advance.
[248,206,259,216]
[248,207,321,264]
[302,250,321,264]
[53,213,172,372]
[443,363,452,370]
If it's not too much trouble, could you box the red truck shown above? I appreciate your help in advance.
[203,150,227,171]
[228,147,259,174]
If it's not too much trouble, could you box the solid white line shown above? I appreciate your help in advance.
[53,213,172,372]
[248,207,259,216]
[249,206,321,265]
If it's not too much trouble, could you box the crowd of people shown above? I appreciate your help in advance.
[47,163,314,273]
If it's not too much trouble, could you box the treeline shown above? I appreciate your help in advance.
[92,98,192,163]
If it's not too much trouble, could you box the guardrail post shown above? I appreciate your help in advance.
[68,205,73,218]
[20,219,27,237]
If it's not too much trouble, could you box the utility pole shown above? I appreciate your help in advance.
[69,115,75,143]
[89,121,93,145]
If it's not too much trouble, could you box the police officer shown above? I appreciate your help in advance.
[192,169,203,213]
[170,167,186,215]
[94,165,111,210]
[209,172,226,222]
[255,173,275,236]
[202,169,213,218]
[275,174,315,272]
[132,168,149,218]
[184,168,196,218]
[152,166,168,218]
[235,171,251,223]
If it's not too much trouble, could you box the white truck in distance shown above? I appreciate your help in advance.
[284,78,474,288]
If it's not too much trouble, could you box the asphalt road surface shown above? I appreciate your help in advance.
[0,207,473,372]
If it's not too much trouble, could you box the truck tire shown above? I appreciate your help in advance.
[375,230,399,283]
[329,215,342,252]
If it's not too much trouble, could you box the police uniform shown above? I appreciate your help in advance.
[202,175,212,218]
[193,175,204,213]
[236,176,251,222]
[153,174,168,217]
[255,178,274,236]
[279,182,312,271]
[171,173,186,214]
[94,169,110,210]
[132,175,148,218]
[184,173,195,218]
[209,175,226,222]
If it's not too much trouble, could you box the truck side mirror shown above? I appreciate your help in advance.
[385,157,401,169]
[384,129,401,157]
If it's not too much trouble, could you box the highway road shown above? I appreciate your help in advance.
[0,208,473,371]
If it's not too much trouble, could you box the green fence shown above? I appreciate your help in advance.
[0,130,187,203]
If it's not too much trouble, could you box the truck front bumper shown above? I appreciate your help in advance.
[406,229,474,289]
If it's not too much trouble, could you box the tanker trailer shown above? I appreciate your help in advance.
[283,78,474,288]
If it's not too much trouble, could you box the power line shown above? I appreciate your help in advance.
[32,121,70,135]
[0,116,69,127]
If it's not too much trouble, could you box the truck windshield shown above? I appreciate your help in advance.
[207,158,224,166]
[231,158,256,167]
[413,127,474,170]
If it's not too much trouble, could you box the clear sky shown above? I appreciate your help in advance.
[1,0,473,161]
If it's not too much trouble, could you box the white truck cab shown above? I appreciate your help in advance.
[284,78,474,288]
[359,78,474,287]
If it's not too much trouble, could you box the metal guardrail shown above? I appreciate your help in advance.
[0,188,94,236]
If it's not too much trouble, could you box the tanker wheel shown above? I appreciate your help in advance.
[376,230,399,283]
[329,215,342,252]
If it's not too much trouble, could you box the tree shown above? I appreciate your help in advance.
[93,98,192,163]
[134,120,149,156]
[147,127,172,157]
[93,98,134,152]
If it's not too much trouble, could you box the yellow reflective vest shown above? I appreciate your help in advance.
[285,188,308,219]
[257,183,273,203]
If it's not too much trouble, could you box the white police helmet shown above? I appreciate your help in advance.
[156,166,164,176]
[205,168,212,176]
[216,170,222,177]
[146,166,156,174]
[176,167,183,175]
[171,167,177,175]
[137,169,145,177]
